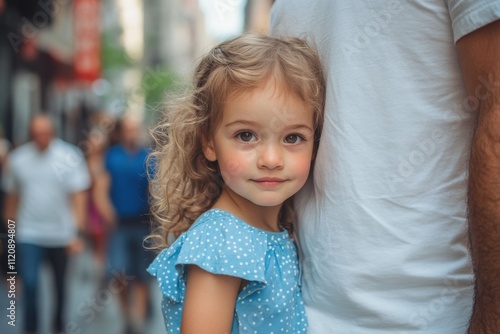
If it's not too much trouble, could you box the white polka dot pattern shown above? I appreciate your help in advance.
[147,209,307,333]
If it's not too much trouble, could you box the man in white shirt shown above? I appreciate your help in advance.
[271,1,500,332]
[3,115,90,334]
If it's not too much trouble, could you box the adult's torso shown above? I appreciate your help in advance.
[10,139,87,246]
[271,1,500,332]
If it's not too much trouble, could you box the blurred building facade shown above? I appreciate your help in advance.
[0,0,212,148]
[245,0,273,33]
[0,0,276,147]
[144,0,208,76]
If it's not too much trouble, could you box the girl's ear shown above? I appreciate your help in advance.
[202,137,217,162]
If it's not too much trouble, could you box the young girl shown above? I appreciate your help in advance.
[147,33,325,334]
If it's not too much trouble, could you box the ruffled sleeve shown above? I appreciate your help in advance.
[147,210,269,303]
[147,242,185,303]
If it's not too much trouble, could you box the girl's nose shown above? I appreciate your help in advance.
[257,144,284,169]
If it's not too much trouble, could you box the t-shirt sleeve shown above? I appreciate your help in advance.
[446,0,500,43]
[147,218,269,303]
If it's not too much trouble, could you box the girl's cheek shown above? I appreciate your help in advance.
[222,159,243,176]
[219,155,247,184]
[296,152,314,176]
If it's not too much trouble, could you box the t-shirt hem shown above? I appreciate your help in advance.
[17,237,74,247]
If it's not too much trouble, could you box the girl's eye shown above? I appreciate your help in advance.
[284,134,303,144]
[237,132,256,142]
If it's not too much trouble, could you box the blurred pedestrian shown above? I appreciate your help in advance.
[96,115,151,334]
[2,114,90,334]
[84,117,110,278]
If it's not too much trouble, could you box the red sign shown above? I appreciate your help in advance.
[73,0,101,82]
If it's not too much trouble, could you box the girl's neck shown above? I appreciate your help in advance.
[212,189,283,233]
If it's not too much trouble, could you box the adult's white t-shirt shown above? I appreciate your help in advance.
[271,1,500,333]
[3,138,90,247]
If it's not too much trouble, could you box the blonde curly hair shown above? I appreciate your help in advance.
[148,33,325,250]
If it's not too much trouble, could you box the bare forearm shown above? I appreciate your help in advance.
[3,194,18,222]
[93,190,116,225]
[92,173,117,225]
[71,191,88,232]
[468,104,500,332]
[455,19,500,332]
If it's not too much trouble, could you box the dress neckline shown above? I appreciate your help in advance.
[207,208,289,237]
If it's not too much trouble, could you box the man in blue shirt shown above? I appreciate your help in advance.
[96,115,151,334]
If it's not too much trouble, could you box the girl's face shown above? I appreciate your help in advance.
[203,81,315,209]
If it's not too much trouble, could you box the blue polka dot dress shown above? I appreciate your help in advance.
[147,208,307,333]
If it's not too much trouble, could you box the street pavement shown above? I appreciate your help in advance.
[0,245,164,334]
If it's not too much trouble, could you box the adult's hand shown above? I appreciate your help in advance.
[67,236,84,255]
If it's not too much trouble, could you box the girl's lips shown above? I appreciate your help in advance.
[253,177,285,182]
[252,178,286,188]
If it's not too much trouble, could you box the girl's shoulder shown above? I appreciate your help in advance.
[147,208,292,303]
[173,208,282,264]
[190,208,291,242]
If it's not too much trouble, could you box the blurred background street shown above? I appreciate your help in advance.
[0,244,164,334]
[0,0,273,145]
[0,1,274,333]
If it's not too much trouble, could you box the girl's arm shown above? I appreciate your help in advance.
[181,264,242,334]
